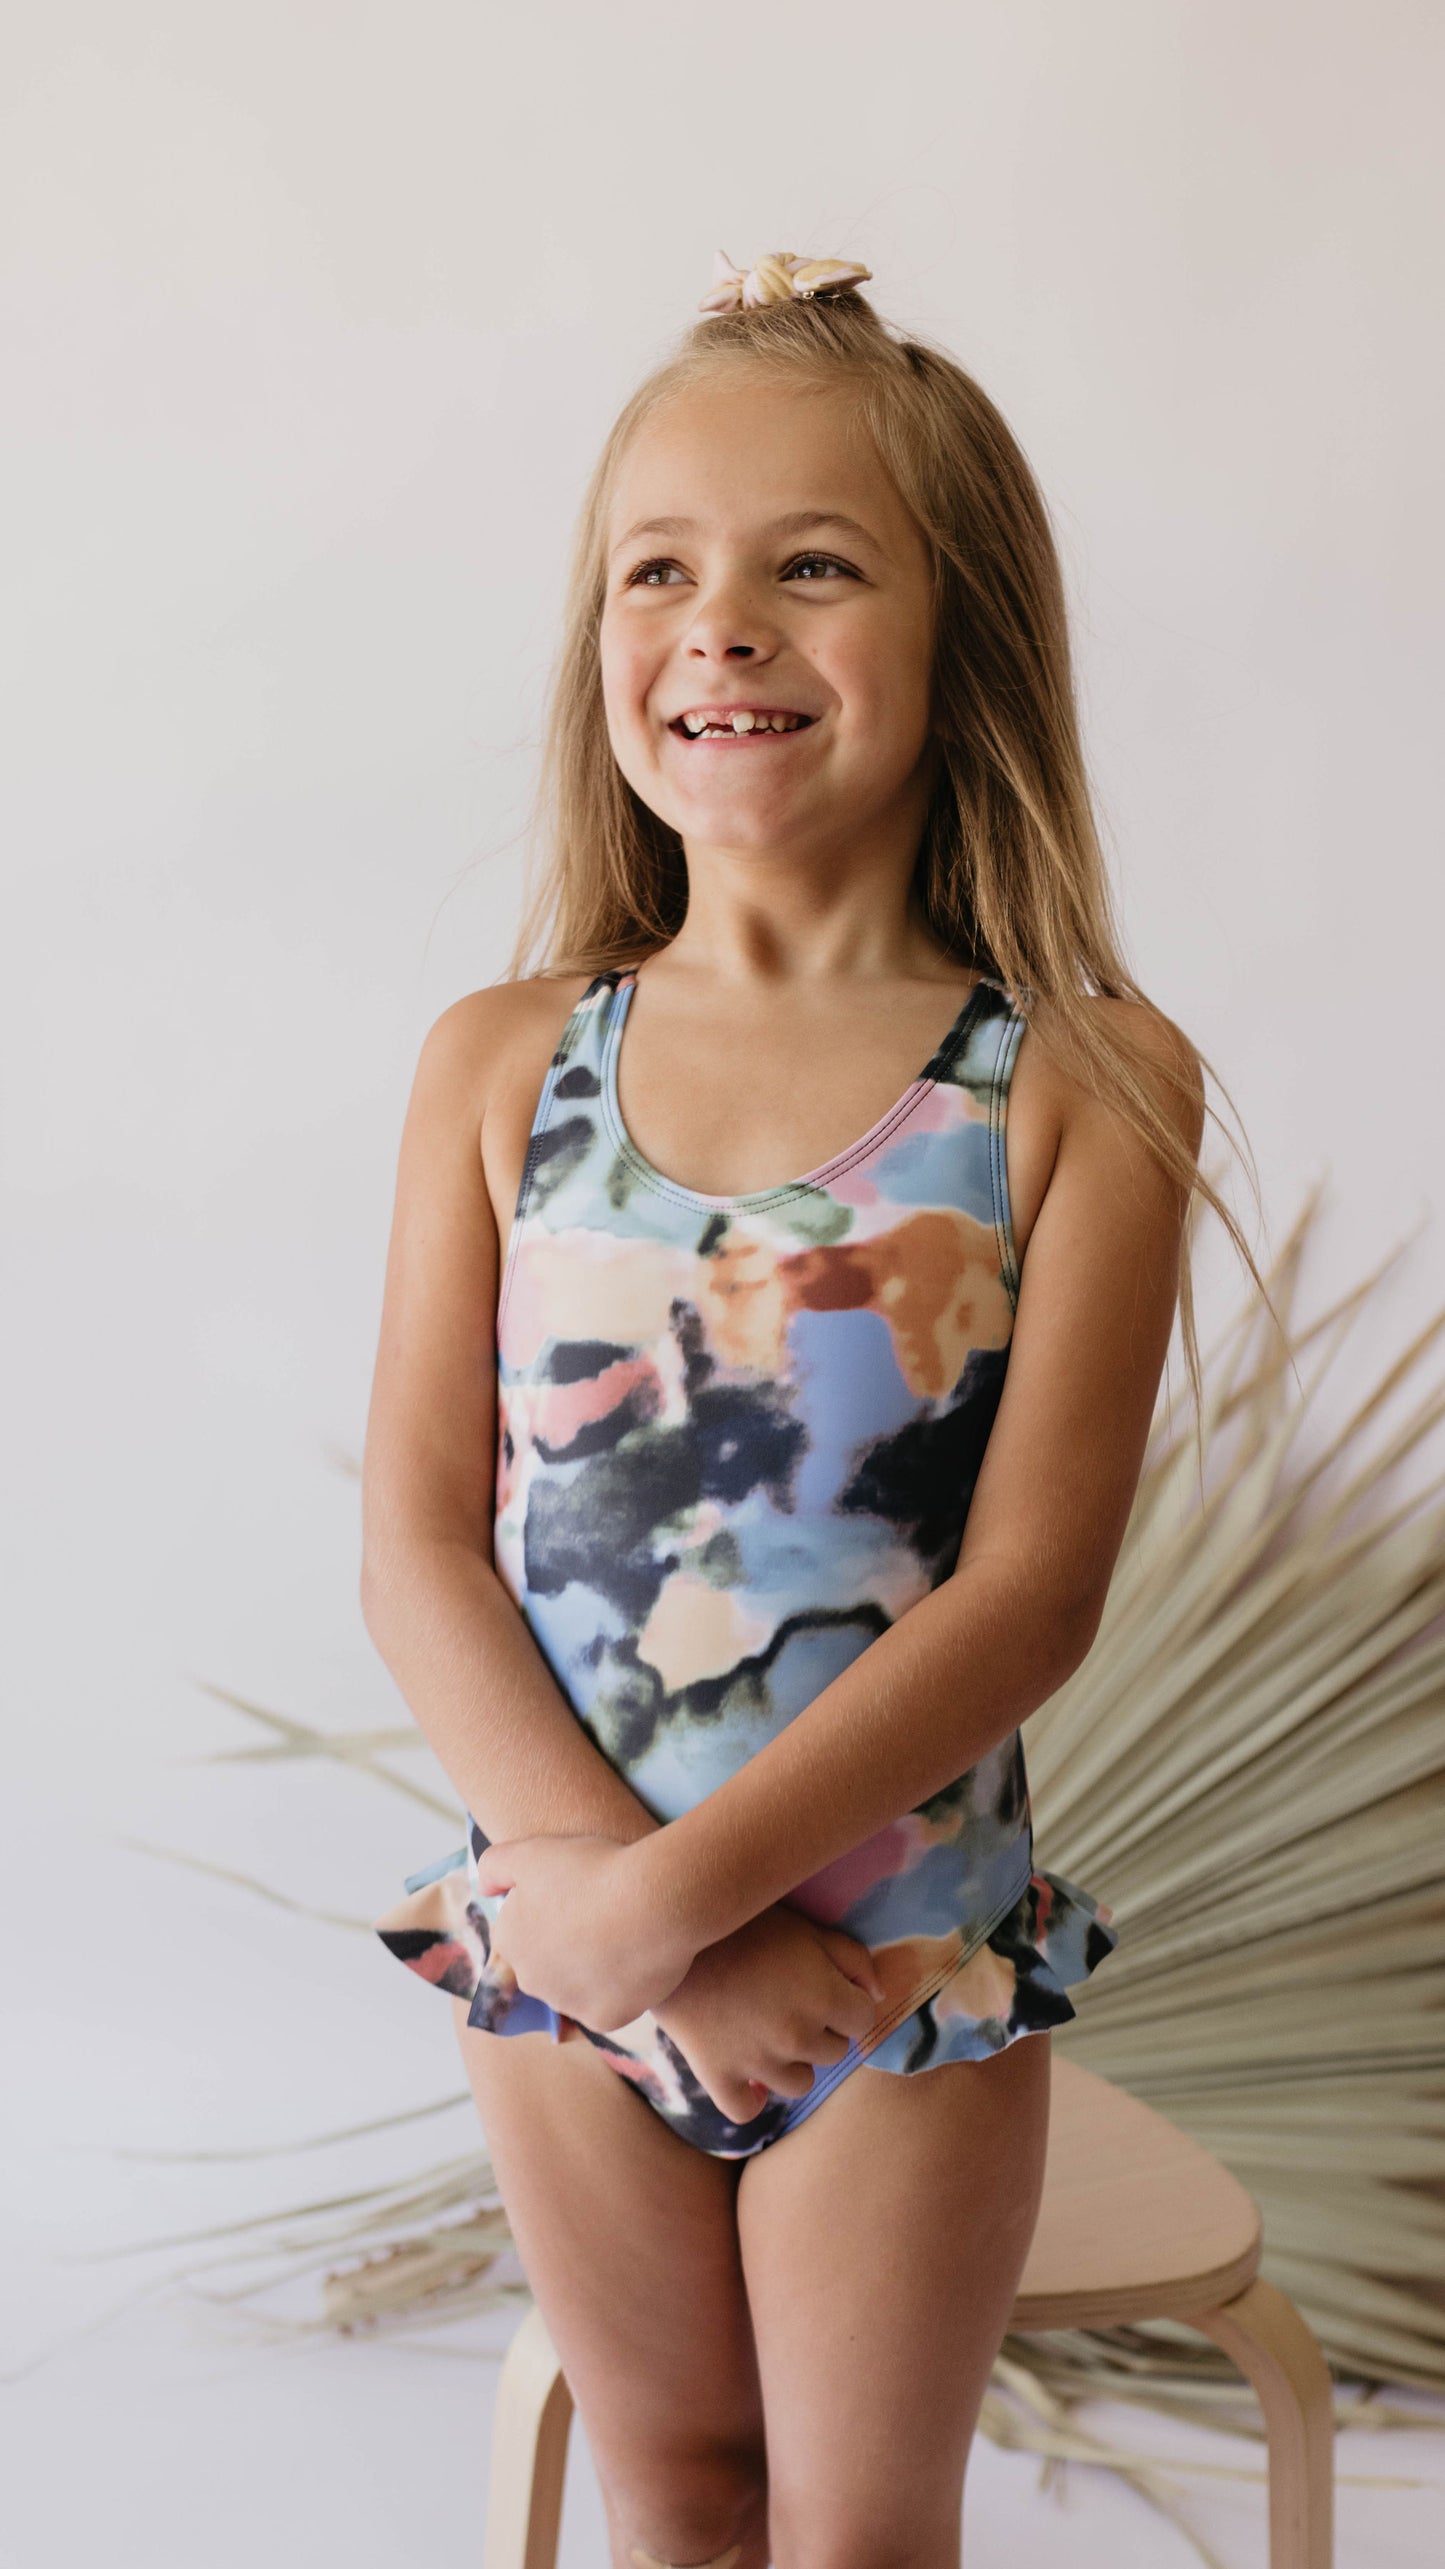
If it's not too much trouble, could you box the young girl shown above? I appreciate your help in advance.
[364,252,1209,2569]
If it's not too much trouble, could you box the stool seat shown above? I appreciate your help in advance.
[1016,2054,1261,2327]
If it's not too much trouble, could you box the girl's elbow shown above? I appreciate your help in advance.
[359,1535,415,1644]
[1048,1583,1107,1682]
[359,1554,393,1646]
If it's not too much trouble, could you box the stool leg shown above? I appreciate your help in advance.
[1192,2277,1334,2568]
[483,2302,575,2569]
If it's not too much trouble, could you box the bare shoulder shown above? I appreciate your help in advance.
[1082,992,1205,1155]
[1023,990,1204,1147]
[406,971,596,1130]
[1005,989,1204,1263]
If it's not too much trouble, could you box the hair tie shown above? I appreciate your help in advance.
[697,248,872,314]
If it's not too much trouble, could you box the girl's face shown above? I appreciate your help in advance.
[599,374,937,870]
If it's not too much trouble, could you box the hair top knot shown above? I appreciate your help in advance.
[697,248,873,314]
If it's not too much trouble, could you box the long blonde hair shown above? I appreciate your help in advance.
[508,284,1261,1407]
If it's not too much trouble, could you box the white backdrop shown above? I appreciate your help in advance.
[4,7,1443,2562]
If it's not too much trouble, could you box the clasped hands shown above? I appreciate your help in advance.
[475,1829,885,2127]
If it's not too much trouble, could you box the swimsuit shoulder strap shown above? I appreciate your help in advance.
[494,970,626,1336]
[935,978,1029,1304]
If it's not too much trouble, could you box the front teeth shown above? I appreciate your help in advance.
[679,711,805,736]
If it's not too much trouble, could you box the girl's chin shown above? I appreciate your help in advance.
[663,795,824,850]
[660,765,827,823]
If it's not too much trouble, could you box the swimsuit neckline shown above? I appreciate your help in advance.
[598,966,994,1213]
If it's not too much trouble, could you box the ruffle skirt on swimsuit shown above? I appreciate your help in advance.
[374,1830,1119,2160]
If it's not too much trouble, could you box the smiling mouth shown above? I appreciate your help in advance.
[669,709,817,740]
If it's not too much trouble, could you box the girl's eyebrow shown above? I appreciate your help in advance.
[608,509,884,560]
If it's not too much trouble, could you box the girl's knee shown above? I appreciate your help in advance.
[768,2489,960,2569]
[628,2546,745,2569]
[607,2436,768,2569]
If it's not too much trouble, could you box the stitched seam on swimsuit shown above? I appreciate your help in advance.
[781,1862,1034,2121]
[988,999,1025,1312]
[601,980,996,1215]
[604,1080,937,1213]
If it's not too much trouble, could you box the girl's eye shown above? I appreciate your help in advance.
[623,549,858,592]
[783,552,856,581]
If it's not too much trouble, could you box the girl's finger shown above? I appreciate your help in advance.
[474,1849,515,1896]
[822,1970,884,2040]
[817,1931,884,2014]
[699,2071,769,2125]
[810,2025,854,2068]
[769,2057,818,2100]
[821,1929,885,2002]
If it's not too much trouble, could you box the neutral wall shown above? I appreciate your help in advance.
[3,0,1443,2512]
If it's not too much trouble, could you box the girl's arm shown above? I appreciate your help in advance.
[359,993,663,1851]
[478,1005,1205,2025]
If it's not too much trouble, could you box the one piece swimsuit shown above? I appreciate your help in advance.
[375,967,1119,2159]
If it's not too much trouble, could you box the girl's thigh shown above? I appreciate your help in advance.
[451,2000,768,2549]
[736,2029,1052,2569]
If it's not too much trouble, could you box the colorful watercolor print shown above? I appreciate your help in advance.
[376,969,1118,2157]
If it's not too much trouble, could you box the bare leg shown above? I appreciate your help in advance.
[452,2000,770,2569]
[737,2031,1052,2569]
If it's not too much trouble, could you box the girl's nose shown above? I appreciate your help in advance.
[683,576,778,663]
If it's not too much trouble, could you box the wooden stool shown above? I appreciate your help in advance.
[482,2056,1335,2568]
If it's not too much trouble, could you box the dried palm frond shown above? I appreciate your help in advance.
[1020,1195,1445,2400]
